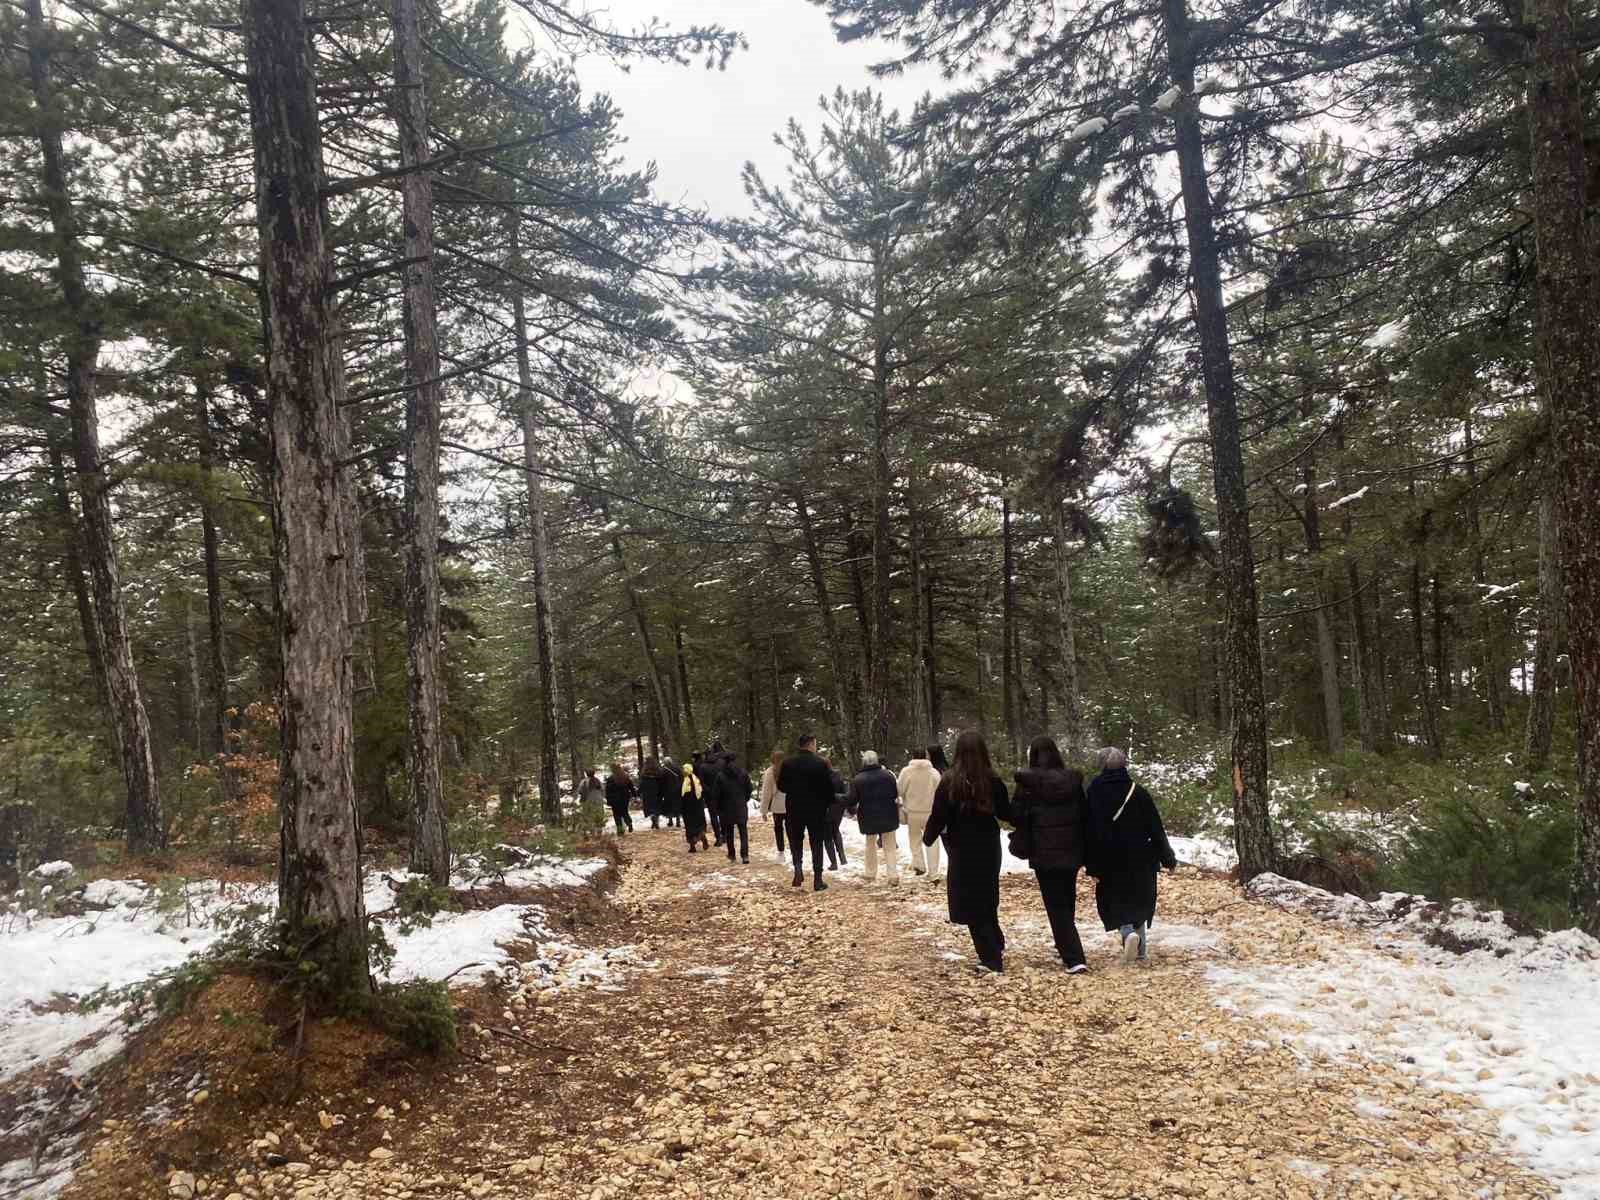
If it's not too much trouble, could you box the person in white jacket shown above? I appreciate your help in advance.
[759,751,788,862]
[897,746,943,879]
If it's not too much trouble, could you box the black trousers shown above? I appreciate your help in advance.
[724,817,749,860]
[826,812,846,866]
[708,805,723,843]
[967,919,1006,971]
[1035,868,1086,968]
[771,814,787,853]
[785,811,828,877]
[609,803,632,834]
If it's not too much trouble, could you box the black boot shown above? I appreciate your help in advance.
[813,874,828,892]
[792,868,803,888]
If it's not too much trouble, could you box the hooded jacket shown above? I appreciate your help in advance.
[1011,767,1087,872]
[896,758,940,818]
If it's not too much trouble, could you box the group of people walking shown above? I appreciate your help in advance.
[586,729,1178,975]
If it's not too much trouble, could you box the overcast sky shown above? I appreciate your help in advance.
[517,0,945,220]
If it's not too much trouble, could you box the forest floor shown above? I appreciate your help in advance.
[42,822,1581,1200]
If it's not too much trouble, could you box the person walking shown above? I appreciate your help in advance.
[1012,736,1089,973]
[897,747,942,879]
[697,747,725,847]
[848,751,901,884]
[922,731,1013,972]
[679,758,710,852]
[659,757,683,828]
[759,750,787,861]
[824,759,849,870]
[718,752,754,864]
[640,759,662,829]
[1084,747,1177,964]
[604,763,637,836]
[578,768,605,822]
[776,733,834,891]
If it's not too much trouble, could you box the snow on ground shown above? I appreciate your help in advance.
[1211,873,1600,1198]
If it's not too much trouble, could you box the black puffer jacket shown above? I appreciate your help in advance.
[718,758,754,824]
[848,765,900,835]
[1012,767,1087,872]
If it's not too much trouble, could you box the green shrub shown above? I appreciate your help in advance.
[348,980,456,1054]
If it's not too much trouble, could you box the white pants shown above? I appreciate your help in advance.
[905,814,940,877]
[864,828,899,882]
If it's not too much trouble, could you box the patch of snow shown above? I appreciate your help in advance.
[1218,874,1600,1196]
[1168,836,1237,872]
[1154,85,1182,111]
[1112,103,1141,121]
[1068,116,1109,141]
[30,861,75,880]
[1367,320,1405,348]
[1326,486,1368,510]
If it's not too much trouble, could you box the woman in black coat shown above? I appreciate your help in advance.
[678,759,709,851]
[824,761,848,869]
[658,758,683,827]
[639,760,662,829]
[603,764,637,836]
[1084,747,1176,963]
[1011,736,1089,972]
[922,730,1013,972]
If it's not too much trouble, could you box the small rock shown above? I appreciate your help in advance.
[369,1148,395,1161]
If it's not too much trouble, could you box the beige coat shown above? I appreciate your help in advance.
[759,765,786,817]
[896,758,940,818]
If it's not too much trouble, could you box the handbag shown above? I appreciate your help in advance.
[1007,807,1032,859]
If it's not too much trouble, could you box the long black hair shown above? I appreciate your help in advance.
[946,730,996,815]
[1027,736,1066,770]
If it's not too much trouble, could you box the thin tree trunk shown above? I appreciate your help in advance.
[925,573,941,739]
[1053,498,1086,758]
[559,633,582,805]
[1526,0,1600,931]
[1164,0,1273,877]
[673,619,698,751]
[1432,573,1453,704]
[795,490,860,765]
[1301,440,1345,755]
[47,439,109,718]
[908,501,931,749]
[842,504,874,706]
[632,685,646,774]
[391,0,448,883]
[868,350,894,755]
[770,632,782,753]
[1411,557,1443,761]
[1001,493,1018,763]
[608,528,682,754]
[195,387,231,757]
[1348,559,1393,753]
[243,0,366,993]
[25,0,163,853]
[185,595,204,753]
[1464,413,1508,729]
[1524,475,1562,774]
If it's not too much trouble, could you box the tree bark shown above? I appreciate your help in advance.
[516,401,562,819]
[908,497,932,750]
[842,504,874,716]
[1163,0,1274,877]
[1463,413,1508,729]
[1525,0,1600,932]
[795,490,861,764]
[1410,557,1443,761]
[185,594,204,753]
[47,438,109,719]
[1523,472,1563,774]
[867,348,894,755]
[607,528,682,755]
[244,0,367,994]
[673,619,698,751]
[1052,498,1086,758]
[1300,441,1345,755]
[390,0,449,883]
[1432,573,1453,704]
[195,387,232,757]
[26,0,164,853]
[925,573,942,739]
[1001,493,1018,763]
[632,684,646,774]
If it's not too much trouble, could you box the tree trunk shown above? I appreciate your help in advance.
[770,633,782,754]
[1411,558,1443,761]
[673,619,698,751]
[185,594,204,753]
[842,504,874,712]
[390,0,448,883]
[632,685,646,774]
[1001,493,1018,763]
[25,0,163,853]
[244,0,367,994]
[1432,573,1453,704]
[195,387,232,757]
[925,573,942,739]
[1463,413,1508,729]
[867,353,894,755]
[47,438,109,719]
[1301,444,1344,755]
[1052,498,1086,758]
[796,490,861,763]
[559,633,582,804]
[1347,559,1393,753]
[608,529,682,754]
[1526,0,1600,932]
[908,500,931,750]
[1164,0,1274,877]
[1523,474,1563,774]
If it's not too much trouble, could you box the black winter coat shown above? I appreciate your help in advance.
[639,772,661,816]
[848,765,900,835]
[776,750,834,818]
[1011,767,1087,873]
[679,768,707,835]
[923,775,1013,925]
[826,769,848,825]
[1085,767,1176,930]
[658,763,683,817]
[603,776,635,810]
[718,761,754,824]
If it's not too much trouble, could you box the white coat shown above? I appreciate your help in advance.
[759,765,787,817]
[896,758,940,818]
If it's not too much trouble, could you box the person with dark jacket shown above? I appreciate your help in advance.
[848,752,901,884]
[923,730,1013,972]
[1084,747,1177,964]
[640,759,663,829]
[679,758,710,851]
[603,764,637,836]
[659,758,683,827]
[775,734,834,891]
[718,753,754,863]
[824,761,848,869]
[698,745,725,846]
[1012,736,1089,972]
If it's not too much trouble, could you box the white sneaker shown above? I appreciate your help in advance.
[1121,929,1140,965]
[1067,964,1089,975]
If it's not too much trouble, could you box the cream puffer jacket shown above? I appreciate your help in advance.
[896,758,941,818]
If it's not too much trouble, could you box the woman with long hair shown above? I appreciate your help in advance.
[1012,736,1089,972]
[759,750,788,861]
[604,763,637,836]
[922,730,1013,971]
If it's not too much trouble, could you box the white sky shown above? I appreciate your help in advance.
[518,0,945,220]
